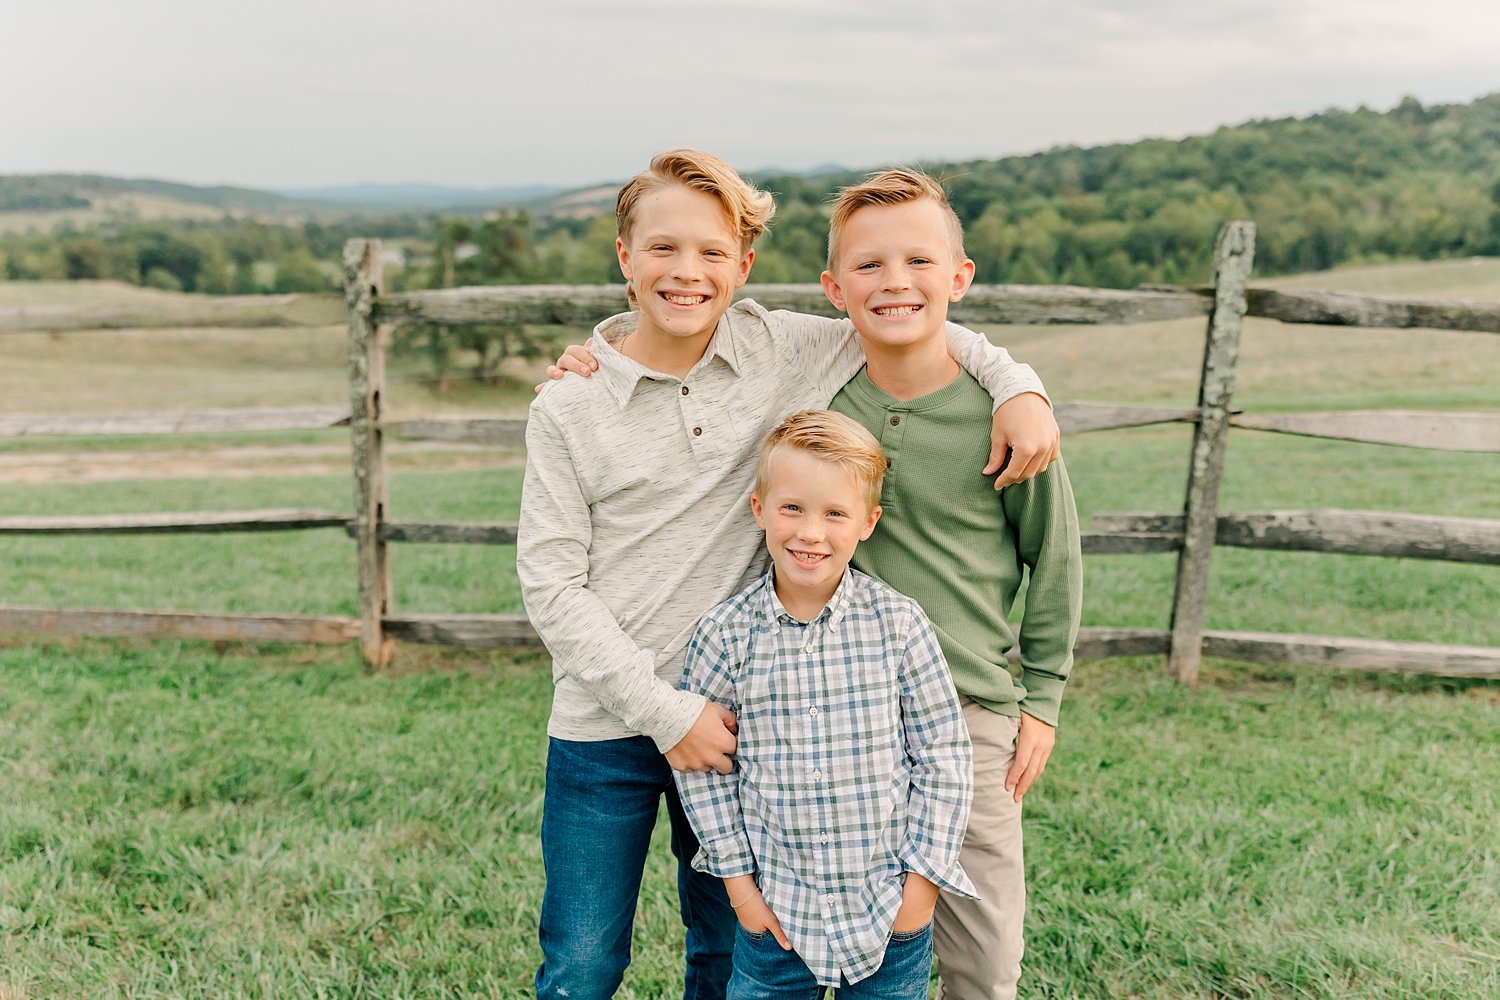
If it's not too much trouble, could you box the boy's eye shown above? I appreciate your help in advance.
[827,510,847,519]
[781,504,801,514]
[910,257,932,266]
[855,261,878,271]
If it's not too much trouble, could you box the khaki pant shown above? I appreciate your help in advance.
[934,700,1026,1000]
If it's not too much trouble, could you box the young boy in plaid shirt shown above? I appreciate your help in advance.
[675,409,976,999]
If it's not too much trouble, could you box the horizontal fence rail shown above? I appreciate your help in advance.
[1245,288,1500,334]
[0,606,358,644]
[1199,631,1500,677]
[386,418,528,447]
[0,509,350,535]
[369,282,1219,328]
[1093,509,1500,564]
[0,406,351,438]
[1229,410,1500,452]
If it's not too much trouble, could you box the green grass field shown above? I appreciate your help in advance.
[1,262,1498,997]
[1,643,1494,998]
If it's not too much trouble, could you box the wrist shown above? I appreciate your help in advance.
[724,874,758,909]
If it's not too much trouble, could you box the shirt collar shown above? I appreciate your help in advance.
[590,308,745,408]
[755,567,857,629]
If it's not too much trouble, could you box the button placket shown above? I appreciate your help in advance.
[879,405,910,502]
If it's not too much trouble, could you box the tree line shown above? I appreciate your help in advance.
[5,93,1498,296]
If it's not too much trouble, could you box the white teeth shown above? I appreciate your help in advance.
[875,305,920,317]
[664,293,707,305]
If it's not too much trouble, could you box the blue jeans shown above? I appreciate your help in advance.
[535,736,735,1000]
[727,923,934,999]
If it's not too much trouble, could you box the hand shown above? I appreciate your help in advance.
[984,391,1060,490]
[665,702,738,773]
[1004,711,1056,802]
[533,339,599,392]
[892,873,938,933]
[725,877,791,950]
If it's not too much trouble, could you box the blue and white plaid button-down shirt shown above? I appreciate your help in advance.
[675,568,976,987]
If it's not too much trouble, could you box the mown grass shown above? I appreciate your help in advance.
[0,642,1494,998]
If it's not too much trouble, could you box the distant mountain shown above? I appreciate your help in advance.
[0,174,579,229]
[3,174,325,214]
[0,173,356,224]
[274,182,567,209]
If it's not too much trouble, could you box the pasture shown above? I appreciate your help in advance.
[1,261,1498,997]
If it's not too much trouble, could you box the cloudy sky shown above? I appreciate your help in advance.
[6,0,1498,192]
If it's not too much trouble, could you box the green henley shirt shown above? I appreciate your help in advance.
[831,367,1083,725]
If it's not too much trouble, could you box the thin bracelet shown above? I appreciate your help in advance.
[729,890,757,909]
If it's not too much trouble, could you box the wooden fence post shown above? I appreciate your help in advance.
[1167,221,1256,684]
[344,239,394,668]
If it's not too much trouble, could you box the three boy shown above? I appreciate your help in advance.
[518,149,1062,999]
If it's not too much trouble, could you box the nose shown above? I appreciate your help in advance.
[796,519,825,543]
[882,264,910,291]
[670,254,703,282]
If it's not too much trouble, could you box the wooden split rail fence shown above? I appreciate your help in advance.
[2,226,1498,681]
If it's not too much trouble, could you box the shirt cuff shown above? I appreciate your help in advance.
[1018,674,1066,728]
[901,848,978,901]
[645,688,709,754]
[991,382,1050,414]
[692,833,758,879]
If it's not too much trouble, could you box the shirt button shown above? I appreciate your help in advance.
[824,894,836,907]
[808,706,819,716]
[812,769,823,781]
[819,832,830,845]
[692,426,702,436]
[890,415,901,426]
[681,385,690,396]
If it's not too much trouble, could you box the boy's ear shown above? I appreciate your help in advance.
[949,257,976,302]
[616,237,632,281]
[820,270,847,311]
[860,505,882,540]
[736,248,755,288]
[750,494,766,529]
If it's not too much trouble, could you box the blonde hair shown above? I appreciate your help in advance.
[615,148,776,307]
[826,168,966,271]
[754,410,886,513]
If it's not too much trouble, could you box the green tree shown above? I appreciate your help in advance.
[63,237,105,279]
[271,248,332,293]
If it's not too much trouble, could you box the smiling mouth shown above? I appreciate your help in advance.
[661,292,710,306]
[873,304,922,317]
[789,550,829,567]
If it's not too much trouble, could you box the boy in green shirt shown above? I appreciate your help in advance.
[821,170,1083,1000]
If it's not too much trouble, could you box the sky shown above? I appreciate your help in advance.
[5,0,1499,193]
